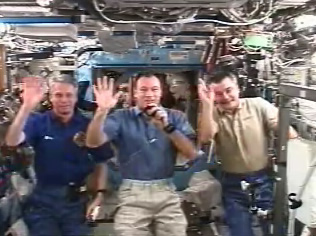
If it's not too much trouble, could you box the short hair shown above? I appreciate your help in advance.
[50,73,78,88]
[133,71,163,87]
[206,69,238,85]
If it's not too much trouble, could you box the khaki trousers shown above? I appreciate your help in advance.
[114,179,187,236]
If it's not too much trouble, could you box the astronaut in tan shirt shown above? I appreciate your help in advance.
[198,70,297,236]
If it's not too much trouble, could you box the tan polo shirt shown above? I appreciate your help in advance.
[213,97,277,173]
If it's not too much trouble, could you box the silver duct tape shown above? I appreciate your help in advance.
[183,170,223,216]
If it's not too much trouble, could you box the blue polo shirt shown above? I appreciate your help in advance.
[24,110,113,186]
[104,107,195,180]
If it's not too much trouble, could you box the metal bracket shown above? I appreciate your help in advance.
[272,83,316,236]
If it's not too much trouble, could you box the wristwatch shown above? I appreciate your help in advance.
[163,124,176,134]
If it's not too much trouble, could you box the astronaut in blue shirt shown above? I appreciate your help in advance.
[86,72,198,236]
[5,75,113,236]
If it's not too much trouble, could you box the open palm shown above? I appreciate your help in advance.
[21,77,45,109]
[93,77,122,110]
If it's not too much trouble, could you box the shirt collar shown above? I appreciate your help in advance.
[47,109,83,124]
[133,107,142,116]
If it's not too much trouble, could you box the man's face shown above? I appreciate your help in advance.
[134,76,162,109]
[209,77,240,111]
[50,82,77,117]
[169,75,189,99]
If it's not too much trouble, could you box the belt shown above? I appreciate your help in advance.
[222,167,269,179]
[35,182,87,202]
[122,178,173,187]
[36,181,85,189]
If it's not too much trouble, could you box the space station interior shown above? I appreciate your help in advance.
[1,0,316,236]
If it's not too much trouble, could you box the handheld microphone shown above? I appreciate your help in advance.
[143,105,160,118]
[143,105,165,122]
[143,105,156,115]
